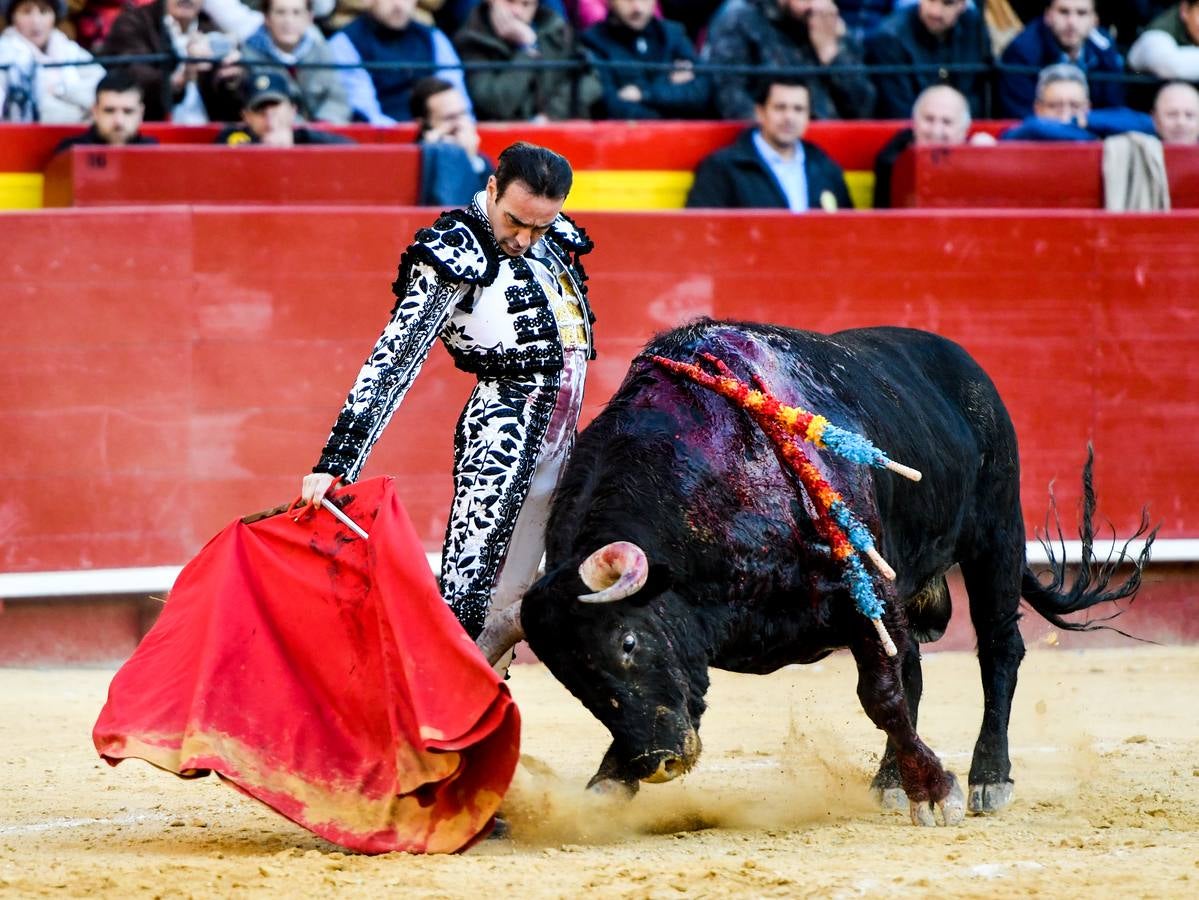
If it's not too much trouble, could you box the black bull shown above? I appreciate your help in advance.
[494,321,1153,825]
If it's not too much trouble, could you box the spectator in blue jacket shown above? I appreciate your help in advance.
[999,0,1124,118]
[328,0,469,125]
[581,0,711,118]
[1001,62,1153,140]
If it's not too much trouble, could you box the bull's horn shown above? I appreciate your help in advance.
[475,602,524,667]
[577,541,648,603]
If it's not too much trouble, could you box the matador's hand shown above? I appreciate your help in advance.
[300,472,338,508]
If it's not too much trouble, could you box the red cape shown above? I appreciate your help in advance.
[93,476,520,854]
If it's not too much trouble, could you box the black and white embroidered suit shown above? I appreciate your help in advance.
[314,193,595,638]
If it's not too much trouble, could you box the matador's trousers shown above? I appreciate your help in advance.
[443,349,587,641]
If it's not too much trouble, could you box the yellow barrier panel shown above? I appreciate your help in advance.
[566,169,876,211]
[846,171,875,210]
[0,173,44,210]
[567,170,695,210]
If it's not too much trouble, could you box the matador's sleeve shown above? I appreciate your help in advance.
[314,212,499,481]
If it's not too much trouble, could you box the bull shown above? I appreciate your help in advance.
[479,320,1154,826]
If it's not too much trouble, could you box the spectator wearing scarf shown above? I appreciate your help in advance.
[241,0,350,122]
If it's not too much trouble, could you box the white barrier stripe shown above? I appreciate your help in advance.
[0,541,1193,600]
[0,553,440,599]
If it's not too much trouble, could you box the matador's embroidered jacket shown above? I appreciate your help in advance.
[312,193,595,637]
[314,195,595,483]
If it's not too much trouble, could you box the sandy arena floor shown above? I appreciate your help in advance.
[1,645,1197,899]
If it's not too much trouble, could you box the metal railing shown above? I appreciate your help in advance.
[3,53,1171,122]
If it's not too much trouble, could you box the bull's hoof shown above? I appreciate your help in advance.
[586,777,638,800]
[968,780,1014,814]
[871,786,908,811]
[908,774,965,827]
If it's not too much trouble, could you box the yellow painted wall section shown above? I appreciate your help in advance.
[566,169,876,211]
[0,174,44,210]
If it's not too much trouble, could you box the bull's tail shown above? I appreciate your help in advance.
[1021,447,1158,636]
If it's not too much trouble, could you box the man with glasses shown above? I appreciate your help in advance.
[1001,62,1153,139]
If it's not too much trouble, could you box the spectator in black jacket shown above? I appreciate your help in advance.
[581,0,712,118]
[999,0,1124,118]
[871,82,993,207]
[705,0,876,121]
[53,69,159,151]
[864,0,991,119]
[686,78,853,210]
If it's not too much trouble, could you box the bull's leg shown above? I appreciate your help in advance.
[959,547,1026,814]
[849,607,963,826]
[870,638,924,809]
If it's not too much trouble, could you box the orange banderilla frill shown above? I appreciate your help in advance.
[650,353,925,657]
[92,476,519,854]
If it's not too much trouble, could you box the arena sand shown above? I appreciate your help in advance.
[1,645,1196,899]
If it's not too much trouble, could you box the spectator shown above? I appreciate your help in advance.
[215,68,356,142]
[685,77,853,209]
[430,0,568,33]
[581,0,711,118]
[103,0,243,122]
[1128,1,1199,81]
[872,82,994,207]
[0,0,103,122]
[1152,79,1199,142]
[53,68,159,149]
[201,0,336,42]
[998,0,1123,118]
[453,0,602,120]
[409,74,495,203]
[705,0,876,121]
[864,0,991,119]
[329,0,467,125]
[1001,62,1154,139]
[241,0,350,122]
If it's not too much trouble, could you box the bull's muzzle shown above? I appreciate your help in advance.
[639,728,701,784]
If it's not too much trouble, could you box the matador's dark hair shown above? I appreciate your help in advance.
[494,142,573,201]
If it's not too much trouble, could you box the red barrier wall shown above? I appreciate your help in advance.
[0,120,1013,175]
[43,145,422,207]
[893,143,1199,208]
[1,207,1196,577]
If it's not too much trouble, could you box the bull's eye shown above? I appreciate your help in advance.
[621,633,637,655]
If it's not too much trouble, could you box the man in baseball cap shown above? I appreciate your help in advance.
[215,70,354,146]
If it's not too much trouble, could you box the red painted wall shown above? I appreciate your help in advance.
[1,207,1196,577]
[892,143,1199,208]
[0,120,1013,174]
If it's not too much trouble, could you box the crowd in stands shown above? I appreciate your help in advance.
[4,0,1199,208]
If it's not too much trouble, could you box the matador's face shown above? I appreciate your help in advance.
[485,176,565,258]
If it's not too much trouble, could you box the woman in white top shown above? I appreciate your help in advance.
[0,0,103,122]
